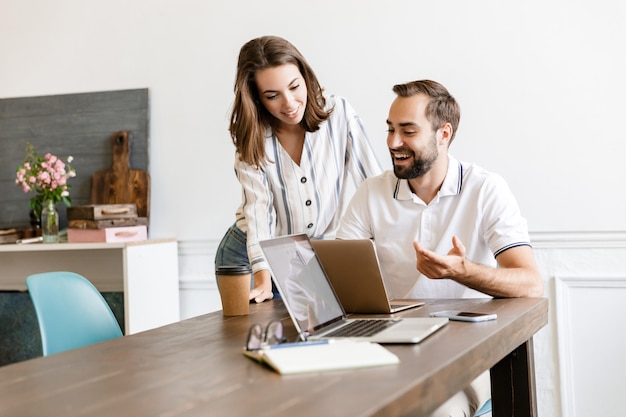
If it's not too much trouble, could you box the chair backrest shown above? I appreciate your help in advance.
[473,398,492,417]
[26,271,123,356]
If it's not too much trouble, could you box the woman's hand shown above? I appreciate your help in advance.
[249,269,274,303]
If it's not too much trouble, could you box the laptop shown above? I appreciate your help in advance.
[259,234,448,344]
[310,238,424,314]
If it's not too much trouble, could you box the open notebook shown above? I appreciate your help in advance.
[259,234,448,344]
[243,340,400,375]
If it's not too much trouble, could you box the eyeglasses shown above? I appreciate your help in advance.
[245,320,287,351]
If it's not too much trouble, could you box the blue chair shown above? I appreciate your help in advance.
[473,398,492,416]
[26,271,123,356]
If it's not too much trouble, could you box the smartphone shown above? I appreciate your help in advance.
[429,310,497,322]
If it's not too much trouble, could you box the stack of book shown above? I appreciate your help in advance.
[66,204,148,243]
[0,228,19,245]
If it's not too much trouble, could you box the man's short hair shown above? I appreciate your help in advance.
[392,80,461,142]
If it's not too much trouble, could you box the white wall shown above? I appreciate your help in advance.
[3,1,626,415]
[3,0,626,237]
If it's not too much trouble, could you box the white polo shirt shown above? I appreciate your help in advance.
[336,155,531,299]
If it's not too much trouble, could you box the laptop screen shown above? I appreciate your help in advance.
[260,234,345,334]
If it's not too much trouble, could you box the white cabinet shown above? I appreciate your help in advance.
[0,239,180,334]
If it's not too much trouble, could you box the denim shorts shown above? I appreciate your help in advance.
[215,223,280,297]
[215,224,249,269]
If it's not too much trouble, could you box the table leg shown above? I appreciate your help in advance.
[490,337,538,417]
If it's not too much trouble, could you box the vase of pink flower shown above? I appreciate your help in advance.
[40,199,60,242]
[15,144,76,243]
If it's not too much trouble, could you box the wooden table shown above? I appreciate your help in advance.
[0,298,547,417]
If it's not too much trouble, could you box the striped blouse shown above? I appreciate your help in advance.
[233,95,382,274]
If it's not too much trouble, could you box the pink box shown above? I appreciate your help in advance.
[67,225,148,243]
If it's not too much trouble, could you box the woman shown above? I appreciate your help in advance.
[215,35,382,303]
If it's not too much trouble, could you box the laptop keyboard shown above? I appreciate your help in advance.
[324,319,400,337]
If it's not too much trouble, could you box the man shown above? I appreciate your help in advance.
[336,80,543,416]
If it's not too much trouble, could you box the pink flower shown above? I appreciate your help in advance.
[15,144,77,212]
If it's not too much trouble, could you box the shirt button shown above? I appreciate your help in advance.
[300,177,307,183]
[307,223,313,229]
[305,199,312,206]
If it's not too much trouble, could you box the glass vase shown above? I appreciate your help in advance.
[41,199,59,243]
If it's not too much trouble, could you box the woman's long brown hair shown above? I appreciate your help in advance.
[230,36,332,168]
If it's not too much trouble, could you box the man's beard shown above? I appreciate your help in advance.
[393,156,436,179]
[391,138,438,179]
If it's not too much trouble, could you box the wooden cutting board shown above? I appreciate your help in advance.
[90,131,150,219]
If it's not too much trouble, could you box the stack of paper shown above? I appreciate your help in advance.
[243,340,399,375]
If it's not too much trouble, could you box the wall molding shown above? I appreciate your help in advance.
[554,275,626,417]
[177,232,626,254]
[177,239,219,257]
[177,239,219,288]
[530,231,626,248]
[176,231,626,288]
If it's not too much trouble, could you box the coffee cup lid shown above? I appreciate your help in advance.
[215,265,252,275]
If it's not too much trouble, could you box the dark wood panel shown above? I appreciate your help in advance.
[0,89,149,230]
[0,89,148,117]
